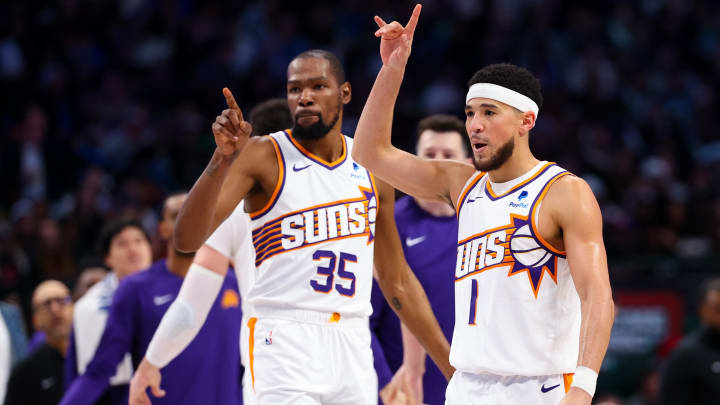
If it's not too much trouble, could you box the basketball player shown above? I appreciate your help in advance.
[60,194,243,405]
[128,99,293,405]
[373,114,469,405]
[130,49,452,405]
[352,5,614,405]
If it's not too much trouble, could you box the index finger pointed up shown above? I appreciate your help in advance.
[222,87,244,121]
[405,4,422,38]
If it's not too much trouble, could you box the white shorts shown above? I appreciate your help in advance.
[247,309,377,405]
[240,318,256,405]
[445,371,572,405]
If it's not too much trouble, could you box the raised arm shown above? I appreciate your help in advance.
[174,88,275,252]
[549,176,614,404]
[352,4,474,205]
[372,178,453,380]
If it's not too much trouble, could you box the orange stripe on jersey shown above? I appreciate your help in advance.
[248,317,257,392]
[249,137,285,220]
[485,161,555,199]
[455,171,485,218]
[287,130,347,168]
[256,232,370,265]
[563,373,574,393]
[530,171,572,256]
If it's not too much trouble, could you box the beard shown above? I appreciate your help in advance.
[473,136,515,172]
[292,103,342,140]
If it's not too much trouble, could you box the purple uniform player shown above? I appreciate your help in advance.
[60,194,243,405]
[371,115,469,404]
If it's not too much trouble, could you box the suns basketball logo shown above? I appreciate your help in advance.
[455,214,560,298]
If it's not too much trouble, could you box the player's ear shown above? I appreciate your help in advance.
[519,111,535,134]
[340,82,351,105]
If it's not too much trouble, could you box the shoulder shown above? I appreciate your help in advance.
[543,172,600,221]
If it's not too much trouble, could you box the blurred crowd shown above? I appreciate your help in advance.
[1,0,719,403]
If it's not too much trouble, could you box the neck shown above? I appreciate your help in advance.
[46,335,69,357]
[166,245,194,278]
[487,144,540,183]
[295,124,344,163]
[414,197,455,217]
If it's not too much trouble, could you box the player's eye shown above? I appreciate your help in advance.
[314,84,326,90]
[485,110,495,116]
[465,111,474,118]
[289,87,300,93]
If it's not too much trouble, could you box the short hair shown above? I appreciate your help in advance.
[249,98,293,136]
[415,114,471,157]
[292,49,346,84]
[467,63,543,111]
[97,218,150,257]
[699,278,720,306]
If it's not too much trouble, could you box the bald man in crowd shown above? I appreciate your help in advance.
[4,280,73,405]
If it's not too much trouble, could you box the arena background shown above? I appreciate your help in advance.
[1,0,719,403]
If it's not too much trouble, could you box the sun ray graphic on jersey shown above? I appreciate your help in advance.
[455,213,561,299]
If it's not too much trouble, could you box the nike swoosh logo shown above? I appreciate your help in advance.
[466,195,483,203]
[293,163,311,172]
[405,236,426,247]
[153,294,174,306]
[540,383,561,393]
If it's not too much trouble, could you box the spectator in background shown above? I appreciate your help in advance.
[72,266,108,302]
[65,219,152,405]
[658,278,720,404]
[4,280,72,405]
[0,301,29,404]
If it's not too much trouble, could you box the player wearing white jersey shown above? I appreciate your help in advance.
[132,49,452,405]
[352,5,614,405]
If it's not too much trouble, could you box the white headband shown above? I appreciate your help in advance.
[466,83,539,118]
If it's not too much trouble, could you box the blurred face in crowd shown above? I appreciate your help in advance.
[416,130,468,162]
[72,267,107,301]
[700,289,720,331]
[105,225,152,280]
[158,194,190,255]
[465,98,527,172]
[32,280,73,344]
[286,57,350,140]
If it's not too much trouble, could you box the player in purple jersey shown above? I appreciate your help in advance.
[371,115,469,405]
[59,194,243,405]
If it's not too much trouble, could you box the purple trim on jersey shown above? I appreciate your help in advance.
[250,135,287,222]
[284,131,348,170]
[456,173,484,216]
[483,163,557,201]
[526,170,569,259]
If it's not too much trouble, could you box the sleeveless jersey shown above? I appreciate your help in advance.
[247,130,378,319]
[451,161,581,376]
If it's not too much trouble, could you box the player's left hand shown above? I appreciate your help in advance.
[374,4,421,71]
[557,387,592,405]
[129,359,165,405]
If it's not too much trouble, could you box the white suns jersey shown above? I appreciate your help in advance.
[246,130,378,319]
[452,161,580,376]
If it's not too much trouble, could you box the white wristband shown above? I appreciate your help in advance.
[570,366,598,397]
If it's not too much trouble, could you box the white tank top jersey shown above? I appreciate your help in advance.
[451,161,580,376]
[205,203,255,315]
[247,130,378,319]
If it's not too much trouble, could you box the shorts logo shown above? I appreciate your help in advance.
[265,331,273,345]
[540,383,560,393]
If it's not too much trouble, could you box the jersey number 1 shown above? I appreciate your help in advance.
[310,250,356,296]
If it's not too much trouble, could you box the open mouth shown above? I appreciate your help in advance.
[473,141,488,152]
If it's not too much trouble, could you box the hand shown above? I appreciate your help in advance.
[374,4,421,71]
[212,87,253,159]
[557,387,592,405]
[128,359,165,405]
[380,364,425,405]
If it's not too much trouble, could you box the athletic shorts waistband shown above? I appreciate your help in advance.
[253,308,369,327]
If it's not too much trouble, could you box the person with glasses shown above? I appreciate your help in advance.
[4,280,73,405]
